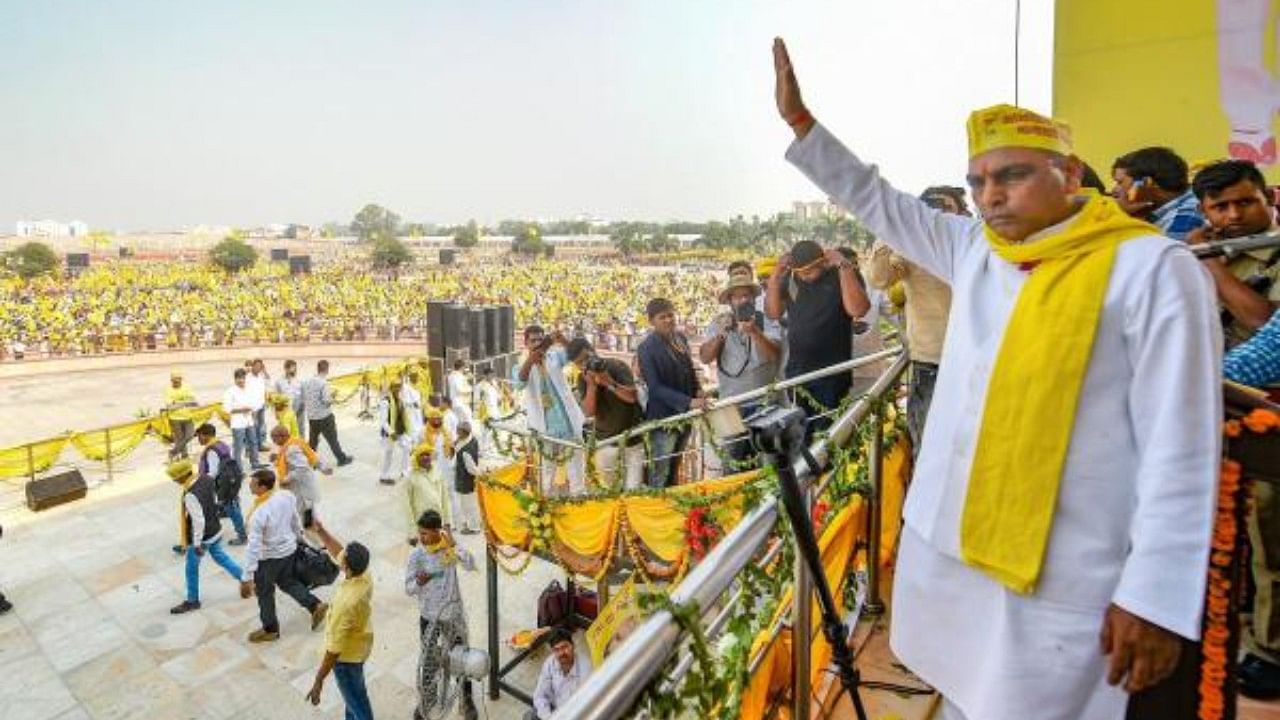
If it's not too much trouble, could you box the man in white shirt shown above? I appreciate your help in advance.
[446,360,472,412]
[774,39,1220,720]
[223,368,261,469]
[527,629,591,720]
[273,359,306,432]
[401,369,425,446]
[247,358,270,449]
[474,366,503,455]
[238,468,327,643]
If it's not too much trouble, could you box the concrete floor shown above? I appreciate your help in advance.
[0,374,564,720]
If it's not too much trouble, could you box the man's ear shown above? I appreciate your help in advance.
[1057,154,1085,195]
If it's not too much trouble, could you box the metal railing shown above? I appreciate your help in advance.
[555,350,910,720]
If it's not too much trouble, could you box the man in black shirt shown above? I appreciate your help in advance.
[765,239,870,436]
[568,337,644,488]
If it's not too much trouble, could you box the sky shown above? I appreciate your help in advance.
[0,0,1053,232]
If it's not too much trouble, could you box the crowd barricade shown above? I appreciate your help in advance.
[0,356,434,483]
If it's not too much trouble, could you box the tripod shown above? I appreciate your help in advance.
[769,438,869,720]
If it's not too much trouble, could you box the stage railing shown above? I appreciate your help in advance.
[554,350,910,720]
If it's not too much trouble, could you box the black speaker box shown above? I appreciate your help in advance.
[289,255,312,275]
[427,301,449,358]
[483,306,500,360]
[444,304,471,351]
[270,248,289,261]
[66,253,90,268]
[26,469,87,512]
[440,249,456,266]
[467,308,487,359]
[497,305,515,354]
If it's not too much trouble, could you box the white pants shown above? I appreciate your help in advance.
[593,444,645,490]
[380,434,412,480]
[449,486,480,531]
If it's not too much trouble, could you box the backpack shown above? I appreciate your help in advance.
[205,442,243,505]
[536,580,571,628]
[292,541,340,589]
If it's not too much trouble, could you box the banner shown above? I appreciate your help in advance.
[1055,0,1280,178]
[585,574,641,668]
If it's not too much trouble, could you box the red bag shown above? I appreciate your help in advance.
[537,581,570,628]
[573,590,599,620]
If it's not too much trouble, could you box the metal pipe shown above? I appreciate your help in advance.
[555,496,781,720]
[486,547,500,701]
[812,353,909,498]
[792,474,813,720]
[864,403,886,615]
[595,348,903,448]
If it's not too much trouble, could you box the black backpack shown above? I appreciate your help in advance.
[205,442,244,504]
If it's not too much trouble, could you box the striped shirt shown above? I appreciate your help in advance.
[1225,310,1280,388]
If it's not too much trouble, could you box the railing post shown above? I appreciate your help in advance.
[792,475,813,720]
[487,546,501,701]
[26,443,36,482]
[865,402,886,615]
[104,426,114,482]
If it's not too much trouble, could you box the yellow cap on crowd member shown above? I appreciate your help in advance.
[754,257,777,279]
[425,407,444,420]
[171,369,183,378]
[966,104,1073,159]
[167,459,194,481]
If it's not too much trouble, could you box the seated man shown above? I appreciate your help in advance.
[527,628,591,720]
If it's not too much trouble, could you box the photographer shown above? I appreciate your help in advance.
[765,239,869,435]
[512,325,585,494]
[700,267,782,466]
[567,337,644,488]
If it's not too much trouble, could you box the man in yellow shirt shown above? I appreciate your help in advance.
[164,370,199,460]
[306,518,374,720]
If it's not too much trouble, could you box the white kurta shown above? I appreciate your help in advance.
[788,125,1222,720]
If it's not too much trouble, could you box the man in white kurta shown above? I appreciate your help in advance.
[775,40,1221,720]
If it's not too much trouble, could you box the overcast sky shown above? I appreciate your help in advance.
[0,0,1052,232]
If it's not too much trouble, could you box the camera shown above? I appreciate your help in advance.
[746,404,807,457]
[533,334,555,353]
[733,303,756,323]
[585,355,607,373]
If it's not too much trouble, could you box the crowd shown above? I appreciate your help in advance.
[0,260,722,361]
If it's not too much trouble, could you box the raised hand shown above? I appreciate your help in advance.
[773,38,814,137]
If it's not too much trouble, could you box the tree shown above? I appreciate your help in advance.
[370,236,412,269]
[351,203,401,242]
[609,222,647,256]
[209,236,258,273]
[647,229,679,254]
[5,241,59,279]
[511,224,546,255]
[454,220,481,249]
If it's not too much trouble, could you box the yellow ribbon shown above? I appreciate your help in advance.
[961,193,1157,593]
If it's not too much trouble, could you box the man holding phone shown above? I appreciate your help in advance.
[1110,147,1204,241]
[513,325,585,493]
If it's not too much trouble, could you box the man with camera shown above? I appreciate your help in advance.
[568,337,644,488]
[700,267,782,468]
[513,325,586,494]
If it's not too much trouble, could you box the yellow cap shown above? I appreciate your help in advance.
[170,369,183,378]
[754,257,777,279]
[967,104,1072,159]
[426,407,444,420]
[167,459,194,481]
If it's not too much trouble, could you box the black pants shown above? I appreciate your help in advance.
[254,555,320,633]
[308,414,351,464]
[907,362,939,464]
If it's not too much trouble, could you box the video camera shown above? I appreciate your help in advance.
[585,355,608,373]
[733,302,756,323]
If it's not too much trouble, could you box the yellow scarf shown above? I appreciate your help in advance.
[424,537,458,566]
[275,436,319,483]
[961,193,1157,594]
[248,489,275,523]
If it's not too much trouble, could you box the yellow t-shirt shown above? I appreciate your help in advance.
[324,570,373,663]
[165,386,197,422]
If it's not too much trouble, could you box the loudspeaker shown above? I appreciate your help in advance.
[26,469,87,512]
[467,308,487,359]
[444,304,471,351]
[270,248,289,261]
[427,301,449,358]
[497,305,515,354]
[483,306,500,361]
[440,249,456,266]
[118,246,131,259]
[66,253,90,269]
[289,255,312,275]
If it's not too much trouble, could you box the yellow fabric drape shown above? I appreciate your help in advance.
[477,464,531,546]
[878,438,910,567]
[551,499,620,559]
[70,419,152,461]
[0,436,69,479]
[964,194,1156,593]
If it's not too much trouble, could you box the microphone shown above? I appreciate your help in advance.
[1191,231,1280,259]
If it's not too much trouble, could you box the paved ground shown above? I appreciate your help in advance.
[0,362,564,720]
